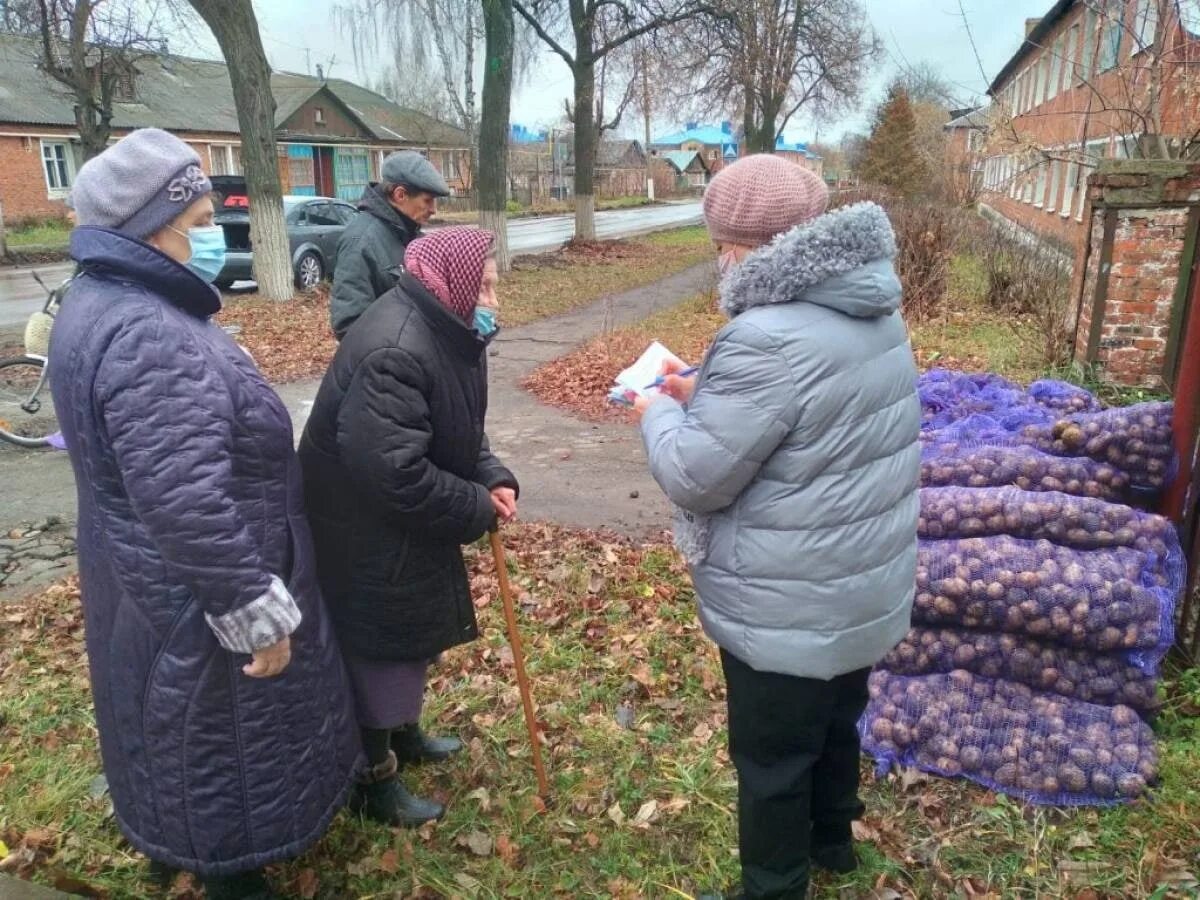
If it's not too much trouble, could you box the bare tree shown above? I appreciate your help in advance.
[513,0,704,239]
[336,0,482,195]
[659,0,877,155]
[480,0,514,270]
[187,0,292,301]
[30,0,171,160]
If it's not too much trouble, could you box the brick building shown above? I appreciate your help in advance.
[975,0,1200,253]
[0,33,470,226]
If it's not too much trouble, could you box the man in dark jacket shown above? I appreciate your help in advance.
[330,150,451,339]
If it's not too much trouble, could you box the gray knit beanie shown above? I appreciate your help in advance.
[71,128,212,240]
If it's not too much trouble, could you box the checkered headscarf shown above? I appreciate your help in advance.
[404,227,495,321]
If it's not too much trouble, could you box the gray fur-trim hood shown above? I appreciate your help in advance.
[719,202,899,319]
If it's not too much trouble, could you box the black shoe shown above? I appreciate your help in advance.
[201,870,279,900]
[391,723,463,765]
[351,777,445,827]
[696,891,745,900]
[811,841,858,874]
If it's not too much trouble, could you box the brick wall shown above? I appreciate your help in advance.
[0,131,74,225]
[1070,161,1200,388]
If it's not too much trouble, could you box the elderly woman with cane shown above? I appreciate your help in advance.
[300,226,519,827]
[47,129,359,900]
[633,155,920,900]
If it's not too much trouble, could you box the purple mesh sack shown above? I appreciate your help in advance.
[881,627,1161,713]
[920,447,1132,501]
[859,670,1158,805]
[918,488,1184,579]
[1027,379,1102,415]
[915,536,1176,668]
[1020,402,1174,492]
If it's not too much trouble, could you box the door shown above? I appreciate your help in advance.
[314,147,336,198]
[304,201,344,259]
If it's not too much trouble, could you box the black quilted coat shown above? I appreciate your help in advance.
[300,272,518,661]
[48,227,360,877]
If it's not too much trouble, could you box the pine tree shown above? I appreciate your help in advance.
[860,84,929,198]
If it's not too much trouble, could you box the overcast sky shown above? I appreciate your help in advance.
[183,0,1055,145]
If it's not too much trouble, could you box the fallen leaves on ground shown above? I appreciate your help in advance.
[1,526,1198,898]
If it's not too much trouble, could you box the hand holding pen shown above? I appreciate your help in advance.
[647,360,699,404]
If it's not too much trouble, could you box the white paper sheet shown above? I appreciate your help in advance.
[611,340,686,400]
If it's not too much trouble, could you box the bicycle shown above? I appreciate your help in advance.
[0,271,72,448]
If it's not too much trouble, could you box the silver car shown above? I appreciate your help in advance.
[214,193,358,292]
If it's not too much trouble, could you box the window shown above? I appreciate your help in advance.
[1034,160,1048,206]
[1049,36,1064,100]
[1035,56,1049,107]
[306,202,341,226]
[1064,25,1079,88]
[1080,5,1098,81]
[442,150,459,180]
[41,140,72,194]
[231,144,243,175]
[209,144,236,176]
[1077,165,1092,220]
[1134,0,1159,51]
[1063,161,1079,218]
[1047,159,1062,213]
[314,107,326,126]
[332,203,357,225]
[1099,0,1123,70]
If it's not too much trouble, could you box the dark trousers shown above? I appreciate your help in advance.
[720,649,870,900]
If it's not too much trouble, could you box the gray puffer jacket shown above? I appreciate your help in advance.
[640,202,920,680]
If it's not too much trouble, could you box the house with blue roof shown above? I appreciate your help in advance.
[651,121,739,172]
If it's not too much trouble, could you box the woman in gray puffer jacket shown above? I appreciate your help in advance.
[634,155,920,900]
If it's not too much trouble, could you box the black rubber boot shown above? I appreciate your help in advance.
[391,722,463,765]
[811,841,858,874]
[349,750,445,828]
[200,869,279,900]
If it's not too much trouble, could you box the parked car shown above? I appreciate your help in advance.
[211,177,358,292]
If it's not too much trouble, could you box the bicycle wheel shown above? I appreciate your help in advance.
[0,355,57,448]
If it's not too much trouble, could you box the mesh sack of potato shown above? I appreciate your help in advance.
[915,536,1176,669]
[920,448,1132,501]
[1020,402,1175,494]
[918,488,1184,573]
[1027,379,1103,416]
[859,669,1158,805]
[880,627,1161,714]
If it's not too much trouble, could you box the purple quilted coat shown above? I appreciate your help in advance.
[48,227,360,876]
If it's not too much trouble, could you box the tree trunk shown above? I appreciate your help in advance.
[479,0,514,271]
[463,4,479,199]
[188,0,292,301]
[641,47,653,200]
[573,57,597,240]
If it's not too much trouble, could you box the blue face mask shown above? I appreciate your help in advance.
[172,225,227,283]
[473,306,498,336]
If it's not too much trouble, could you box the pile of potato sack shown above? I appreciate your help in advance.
[859,371,1183,805]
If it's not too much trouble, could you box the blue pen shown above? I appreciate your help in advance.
[645,366,699,391]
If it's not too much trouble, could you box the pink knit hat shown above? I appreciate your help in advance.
[703,154,830,247]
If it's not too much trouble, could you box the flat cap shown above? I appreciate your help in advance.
[381,150,452,197]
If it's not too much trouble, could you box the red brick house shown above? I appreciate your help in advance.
[0,33,471,225]
[976,0,1200,253]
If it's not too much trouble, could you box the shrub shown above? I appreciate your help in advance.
[505,200,523,214]
[976,228,1073,368]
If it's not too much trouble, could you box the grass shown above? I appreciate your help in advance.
[908,254,1050,382]
[1,530,1198,900]
[501,227,712,328]
[434,197,661,225]
[213,228,714,383]
[4,220,71,251]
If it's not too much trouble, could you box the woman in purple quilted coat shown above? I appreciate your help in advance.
[47,129,360,900]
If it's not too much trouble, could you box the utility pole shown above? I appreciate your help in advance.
[641,44,653,201]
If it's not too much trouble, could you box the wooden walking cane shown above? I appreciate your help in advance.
[489,526,551,798]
